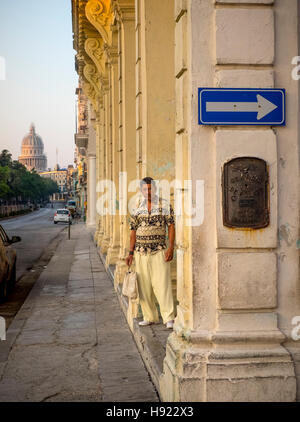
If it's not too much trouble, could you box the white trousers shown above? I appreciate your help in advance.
[134,250,175,324]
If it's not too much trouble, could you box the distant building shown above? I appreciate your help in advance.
[18,124,47,172]
[40,164,68,201]
[66,164,77,200]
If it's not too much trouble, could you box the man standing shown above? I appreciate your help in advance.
[126,177,175,329]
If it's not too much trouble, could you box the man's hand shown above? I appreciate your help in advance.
[125,255,134,267]
[164,247,174,262]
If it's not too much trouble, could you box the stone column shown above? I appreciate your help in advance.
[113,2,139,321]
[106,37,122,267]
[96,104,106,246]
[275,0,300,401]
[94,116,101,241]
[87,154,96,226]
[86,102,97,227]
[136,0,175,181]
[160,0,298,402]
[135,0,177,318]
[100,88,111,254]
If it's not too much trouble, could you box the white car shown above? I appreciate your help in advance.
[54,209,72,224]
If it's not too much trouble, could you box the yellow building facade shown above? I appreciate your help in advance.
[72,0,300,401]
[40,166,68,201]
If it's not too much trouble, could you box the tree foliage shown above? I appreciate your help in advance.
[0,149,59,202]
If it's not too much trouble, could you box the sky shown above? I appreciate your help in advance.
[0,0,78,170]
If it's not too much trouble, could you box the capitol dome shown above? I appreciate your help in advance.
[22,125,44,148]
[18,124,47,172]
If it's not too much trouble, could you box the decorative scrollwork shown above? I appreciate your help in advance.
[85,38,105,75]
[89,0,104,16]
[85,0,112,44]
[82,79,99,113]
[84,63,101,96]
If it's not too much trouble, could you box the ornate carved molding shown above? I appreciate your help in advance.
[75,54,82,74]
[85,37,106,76]
[98,96,104,109]
[104,43,118,65]
[100,75,109,93]
[81,77,99,113]
[85,0,113,45]
[112,0,135,22]
[84,63,102,97]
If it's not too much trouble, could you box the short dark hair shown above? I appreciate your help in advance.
[140,177,154,190]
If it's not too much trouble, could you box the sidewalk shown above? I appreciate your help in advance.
[0,223,158,402]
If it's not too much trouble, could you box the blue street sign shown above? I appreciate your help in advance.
[198,88,285,126]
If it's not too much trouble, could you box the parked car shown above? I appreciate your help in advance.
[54,209,72,225]
[0,225,21,302]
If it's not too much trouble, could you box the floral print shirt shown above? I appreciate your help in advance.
[129,195,175,254]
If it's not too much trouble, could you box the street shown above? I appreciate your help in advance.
[1,204,67,279]
[0,204,70,327]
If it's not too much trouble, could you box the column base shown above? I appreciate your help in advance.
[114,259,128,290]
[93,221,100,244]
[99,237,110,254]
[160,331,297,402]
[114,255,141,326]
[106,245,120,267]
[96,231,104,247]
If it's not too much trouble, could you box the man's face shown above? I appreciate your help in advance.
[141,183,156,200]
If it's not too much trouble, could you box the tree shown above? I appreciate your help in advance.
[0,166,11,198]
[0,150,12,167]
[0,149,59,203]
[41,178,59,199]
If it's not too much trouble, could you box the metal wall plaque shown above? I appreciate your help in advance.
[222,157,269,229]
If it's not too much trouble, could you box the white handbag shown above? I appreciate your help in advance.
[122,270,139,301]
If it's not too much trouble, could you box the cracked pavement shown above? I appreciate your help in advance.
[0,223,158,402]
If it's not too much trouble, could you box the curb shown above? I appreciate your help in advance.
[91,232,167,400]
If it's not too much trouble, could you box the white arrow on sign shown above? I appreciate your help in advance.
[206,94,278,120]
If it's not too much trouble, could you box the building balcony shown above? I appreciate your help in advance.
[74,133,88,149]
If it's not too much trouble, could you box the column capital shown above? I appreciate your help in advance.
[113,0,135,22]
[104,44,118,65]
